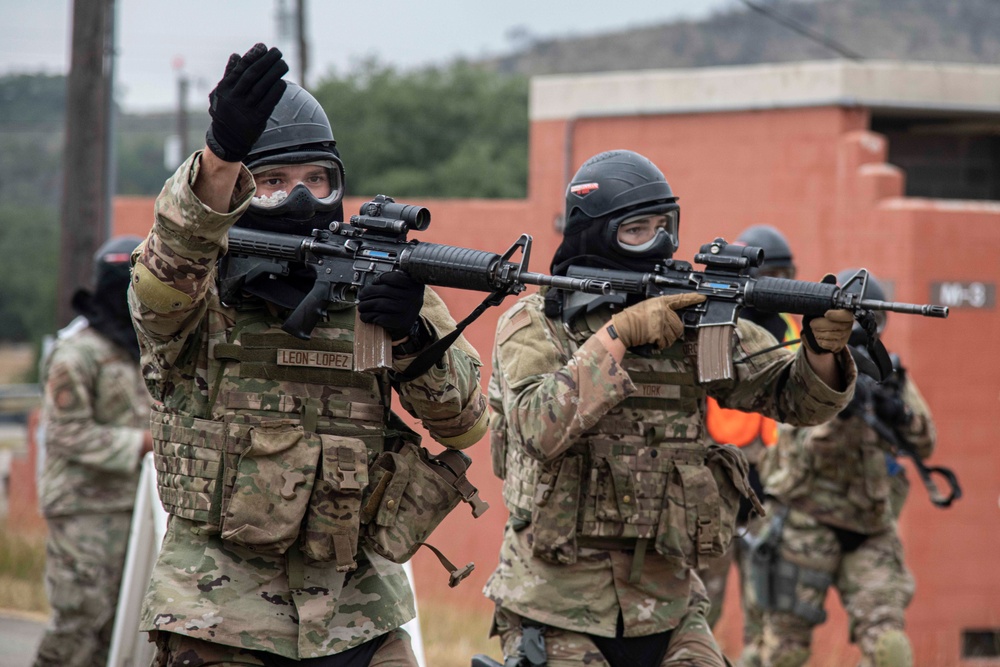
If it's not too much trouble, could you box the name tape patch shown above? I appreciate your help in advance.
[277,349,353,370]
[633,384,681,399]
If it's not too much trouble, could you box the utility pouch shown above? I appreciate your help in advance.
[655,459,722,568]
[706,443,764,554]
[220,420,320,555]
[301,434,370,570]
[530,456,582,565]
[655,445,761,567]
[654,462,689,568]
[362,442,488,586]
[592,455,639,524]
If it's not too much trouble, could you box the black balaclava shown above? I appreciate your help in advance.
[72,236,143,361]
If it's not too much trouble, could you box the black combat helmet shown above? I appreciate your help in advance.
[240,82,346,233]
[93,235,144,297]
[735,225,795,278]
[71,235,144,359]
[552,150,679,274]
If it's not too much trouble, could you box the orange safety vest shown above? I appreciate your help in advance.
[706,313,801,448]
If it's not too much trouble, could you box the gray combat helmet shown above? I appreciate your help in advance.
[241,82,346,232]
[735,225,794,277]
[838,267,888,334]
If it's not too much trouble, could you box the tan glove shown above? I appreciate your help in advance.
[803,308,854,353]
[609,293,707,349]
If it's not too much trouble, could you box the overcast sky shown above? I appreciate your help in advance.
[2,0,735,113]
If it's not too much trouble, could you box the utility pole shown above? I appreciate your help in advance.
[296,0,309,88]
[276,0,309,87]
[56,0,117,327]
[174,58,189,159]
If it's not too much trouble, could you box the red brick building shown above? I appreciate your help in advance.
[13,59,997,665]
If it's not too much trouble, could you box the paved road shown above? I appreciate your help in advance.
[0,612,45,667]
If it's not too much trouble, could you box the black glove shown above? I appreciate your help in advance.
[873,387,910,426]
[357,271,425,341]
[206,43,288,163]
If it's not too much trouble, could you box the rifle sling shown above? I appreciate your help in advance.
[394,289,508,383]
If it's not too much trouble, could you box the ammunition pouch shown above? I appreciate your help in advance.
[151,396,488,583]
[526,443,761,571]
[530,456,583,565]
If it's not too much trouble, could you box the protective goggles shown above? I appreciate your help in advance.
[607,205,680,256]
[249,160,344,215]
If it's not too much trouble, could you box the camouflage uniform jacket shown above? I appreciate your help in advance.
[39,322,153,517]
[128,152,487,659]
[483,293,854,638]
[763,372,935,534]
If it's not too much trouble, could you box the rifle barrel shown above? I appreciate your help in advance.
[860,299,949,318]
[519,271,611,295]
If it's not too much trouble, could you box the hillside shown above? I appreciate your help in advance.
[486,0,1000,76]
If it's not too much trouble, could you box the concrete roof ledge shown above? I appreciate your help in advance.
[879,197,1000,213]
[530,60,1000,121]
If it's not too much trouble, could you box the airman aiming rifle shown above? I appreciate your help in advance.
[561,238,949,382]
[223,195,612,374]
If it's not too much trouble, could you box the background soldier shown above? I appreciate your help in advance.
[749,271,936,667]
[699,225,800,661]
[33,235,154,667]
[128,44,487,666]
[483,150,856,666]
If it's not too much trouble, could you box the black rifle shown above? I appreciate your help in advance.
[562,238,949,382]
[843,347,961,508]
[224,195,611,372]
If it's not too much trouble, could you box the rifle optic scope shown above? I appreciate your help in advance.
[356,195,430,232]
[695,238,764,270]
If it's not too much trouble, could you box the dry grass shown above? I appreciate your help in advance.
[418,597,501,667]
[0,522,49,615]
[0,343,35,384]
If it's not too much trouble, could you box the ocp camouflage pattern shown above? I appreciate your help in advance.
[484,292,854,639]
[761,374,934,534]
[129,152,487,659]
[38,323,153,516]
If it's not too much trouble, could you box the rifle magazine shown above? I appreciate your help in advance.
[696,325,737,385]
[354,312,392,372]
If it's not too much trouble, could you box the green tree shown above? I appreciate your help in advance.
[0,206,58,342]
[312,59,529,199]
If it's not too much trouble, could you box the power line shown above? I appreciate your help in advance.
[737,0,865,62]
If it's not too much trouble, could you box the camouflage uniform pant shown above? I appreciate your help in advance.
[151,628,417,666]
[495,586,729,667]
[697,514,767,666]
[754,508,915,667]
[32,512,132,667]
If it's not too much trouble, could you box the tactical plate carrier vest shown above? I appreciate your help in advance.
[149,303,486,582]
[492,303,758,570]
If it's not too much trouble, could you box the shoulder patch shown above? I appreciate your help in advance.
[497,307,533,346]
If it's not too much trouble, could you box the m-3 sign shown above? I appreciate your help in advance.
[930,282,995,309]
